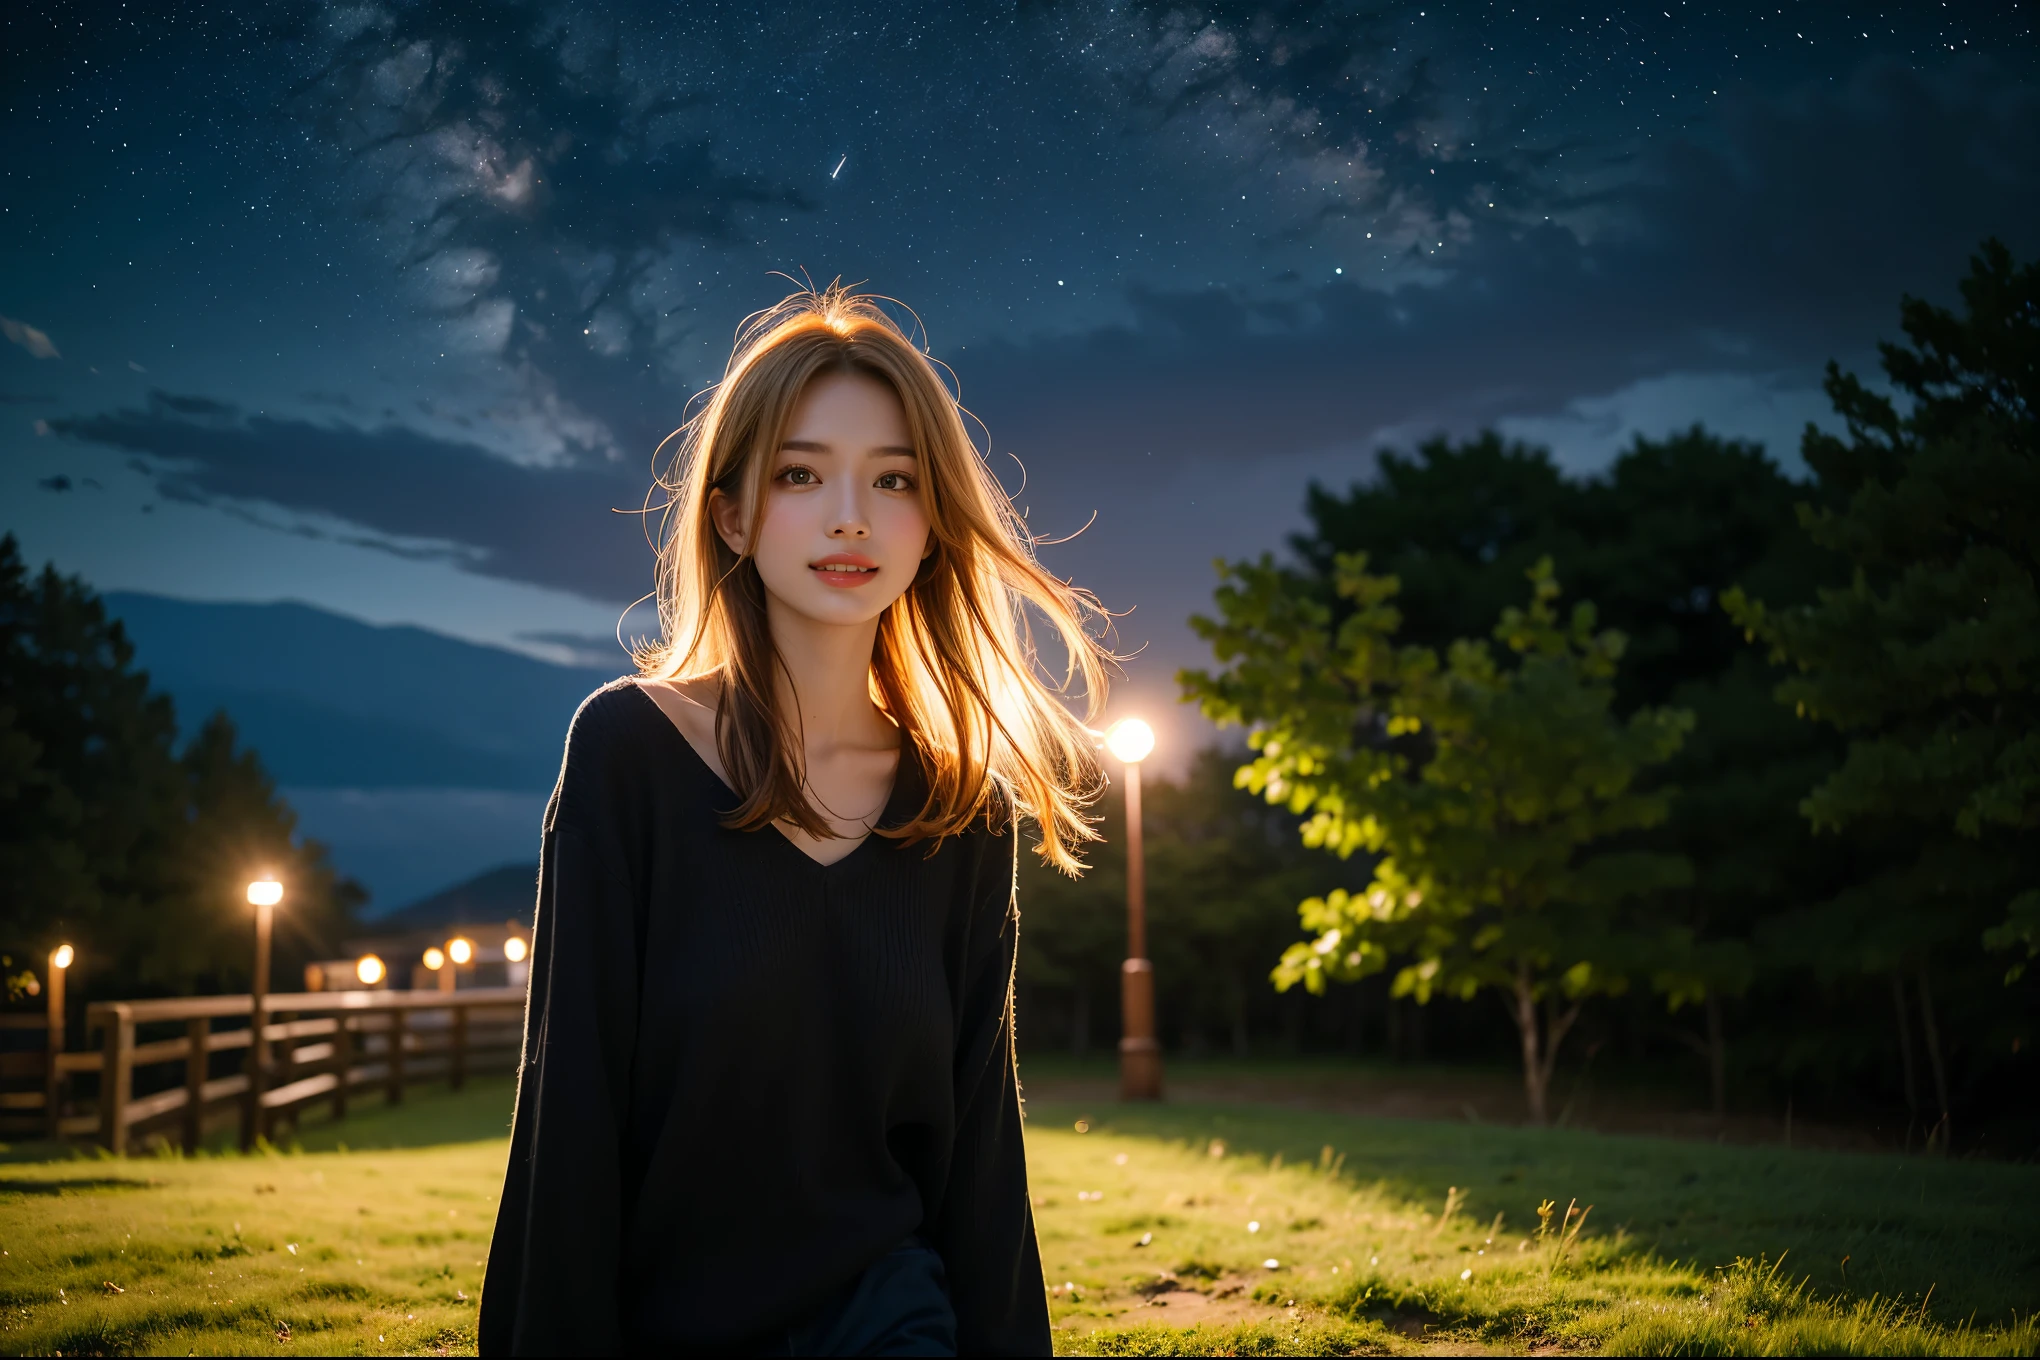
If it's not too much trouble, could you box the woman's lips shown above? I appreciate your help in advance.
[810,552,880,587]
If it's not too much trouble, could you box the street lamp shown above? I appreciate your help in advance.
[503,936,528,963]
[244,876,284,1149]
[355,954,386,987]
[1105,719,1163,1102]
[443,937,472,994]
[45,944,73,1139]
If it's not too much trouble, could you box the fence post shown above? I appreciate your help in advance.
[183,1017,208,1152]
[99,1006,133,1155]
[451,1001,469,1091]
[387,1007,406,1105]
[239,995,261,1151]
[332,1012,352,1122]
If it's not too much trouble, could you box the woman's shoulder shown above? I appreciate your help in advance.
[571,677,660,732]
[558,678,671,773]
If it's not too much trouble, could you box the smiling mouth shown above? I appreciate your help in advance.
[809,554,880,584]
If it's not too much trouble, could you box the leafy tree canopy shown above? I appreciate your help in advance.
[1182,554,1691,1122]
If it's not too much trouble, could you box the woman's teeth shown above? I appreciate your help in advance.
[815,564,875,573]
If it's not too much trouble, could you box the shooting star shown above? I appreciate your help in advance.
[831,155,846,179]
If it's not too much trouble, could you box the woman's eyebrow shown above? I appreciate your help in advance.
[776,439,917,458]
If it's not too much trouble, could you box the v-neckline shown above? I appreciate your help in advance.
[627,680,904,872]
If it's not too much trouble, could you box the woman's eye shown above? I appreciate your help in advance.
[779,466,817,485]
[875,471,914,491]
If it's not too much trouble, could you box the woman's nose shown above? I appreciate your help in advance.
[828,492,870,538]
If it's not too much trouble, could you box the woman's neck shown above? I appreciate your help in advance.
[765,604,892,750]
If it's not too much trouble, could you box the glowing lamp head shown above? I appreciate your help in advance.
[503,936,528,963]
[447,937,474,966]
[247,878,283,908]
[1105,719,1156,764]
[355,954,386,986]
[422,947,446,972]
[52,944,75,970]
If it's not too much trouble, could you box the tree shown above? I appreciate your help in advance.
[1726,240,2040,1143]
[0,536,363,1000]
[1182,553,1692,1123]
[1288,427,1850,1118]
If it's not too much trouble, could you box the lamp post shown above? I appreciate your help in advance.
[1106,719,1163,1101]
[46,943,73,1139]
[446,936,474,993]
[243,877,283,1149]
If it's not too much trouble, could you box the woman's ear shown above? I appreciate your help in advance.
[707,486,747,555]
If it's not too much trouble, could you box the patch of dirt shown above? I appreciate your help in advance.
[1101,1270,1294,1328]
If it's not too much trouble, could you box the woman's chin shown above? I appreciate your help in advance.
[766,579,908,628]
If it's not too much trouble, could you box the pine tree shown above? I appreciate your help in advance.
[0,536,363,999]
[1726,240,2040,1144]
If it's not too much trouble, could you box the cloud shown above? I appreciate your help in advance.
[515,629,632,668]
[2,316,60,359]
[49,391,653,601]
[962,56,2039,492]
[1098,0,1546,240]
[299,0,807,455]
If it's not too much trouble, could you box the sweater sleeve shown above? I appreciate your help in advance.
[480,694,644,1356]
[931,818,1053,1356]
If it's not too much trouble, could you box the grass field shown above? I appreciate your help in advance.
[2,1079,2035,1356]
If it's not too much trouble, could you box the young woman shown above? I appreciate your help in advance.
[479,286,1110,1356]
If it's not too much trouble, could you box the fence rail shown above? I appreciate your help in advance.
[1,989,525,1154]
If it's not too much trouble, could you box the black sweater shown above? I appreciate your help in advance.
[478,682,1051,1355]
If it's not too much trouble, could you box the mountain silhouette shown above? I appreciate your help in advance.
[105,592,620,792]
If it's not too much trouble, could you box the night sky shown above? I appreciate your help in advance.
[6,0,2038,778]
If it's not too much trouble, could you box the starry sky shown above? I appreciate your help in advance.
[7,0,2039,762]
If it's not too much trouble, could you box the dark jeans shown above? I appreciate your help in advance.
[761,1238,957,1357]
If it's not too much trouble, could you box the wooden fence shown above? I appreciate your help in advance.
[1,989,525,1154]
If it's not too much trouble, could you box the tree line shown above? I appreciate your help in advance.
[1025,241,2036,1150]
[0,536,361,1010]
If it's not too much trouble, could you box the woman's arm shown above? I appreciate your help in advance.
[932,819,1053,1355]
[480,693,644,1356]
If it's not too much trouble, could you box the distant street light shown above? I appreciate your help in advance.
[1105,719,1163,1102]
[355,954,386,987]
[51,943,74,971]
[503,936,528,963]
[421,946,453,994]
[447,937,474,966]
[243,877,284,1149]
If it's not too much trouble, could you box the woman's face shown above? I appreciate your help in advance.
[714,369,933,629]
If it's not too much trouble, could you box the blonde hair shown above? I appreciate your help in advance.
[637,284,1110,872]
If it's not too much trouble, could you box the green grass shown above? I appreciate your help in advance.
[1,1080,2034,1355]
[1027,1100,2040,1355]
